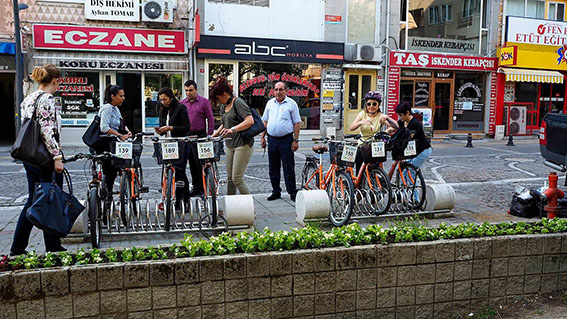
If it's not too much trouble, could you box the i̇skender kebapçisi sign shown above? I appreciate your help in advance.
[32,24,186,54]
[389,51,497,71]
[196,35,343,63]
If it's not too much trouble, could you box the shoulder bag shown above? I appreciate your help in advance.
[25,168,85,237]
[233,98,266,139]
[11,92,54,169]
[81,114,101,147]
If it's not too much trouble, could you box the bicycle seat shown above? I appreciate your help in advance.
[312,145,328,154]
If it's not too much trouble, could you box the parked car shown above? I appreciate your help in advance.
[539,113,567,179]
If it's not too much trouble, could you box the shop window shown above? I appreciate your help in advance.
[453,72,485,131]
[207,0,269,7]
[348,74,359,110]
[407,0,482,54]
[506,0,525,16]
[414,82,430,107]
[400,80,414,104]
[238,62,321,130]
[516,82,538,104]
[55,71,100,127]
[144,74,183,129]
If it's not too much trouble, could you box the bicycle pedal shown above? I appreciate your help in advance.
[218,179,227,185]
[140,187,149,193]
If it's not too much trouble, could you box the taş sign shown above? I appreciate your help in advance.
[86,0,140,22]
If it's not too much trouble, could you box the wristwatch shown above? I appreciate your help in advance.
[293,139,299,142]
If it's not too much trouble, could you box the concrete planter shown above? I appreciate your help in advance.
[1,233,566,318]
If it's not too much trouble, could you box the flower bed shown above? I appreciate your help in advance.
[3,218,567,271]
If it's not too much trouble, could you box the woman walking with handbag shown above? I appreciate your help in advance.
[210,77,255,195]
[10,64,66,256]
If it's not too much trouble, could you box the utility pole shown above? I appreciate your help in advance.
[12,0,27,134]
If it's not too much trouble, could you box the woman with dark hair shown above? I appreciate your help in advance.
[349,91,397,174]
[394,101,432,169]
[155,87,191,203]
[10,64,66,256]
[98,84,132,198]
[210,77,254,195]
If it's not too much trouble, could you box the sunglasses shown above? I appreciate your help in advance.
[366,102,379,107]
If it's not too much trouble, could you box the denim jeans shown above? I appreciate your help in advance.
[267,135,297,196]
[408,147,432,169]
[10,163,65,255]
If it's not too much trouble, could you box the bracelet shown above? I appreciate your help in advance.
[53,155,62,161]
[231,126,237,132]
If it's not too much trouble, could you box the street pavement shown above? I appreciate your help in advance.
[0,135,559,255]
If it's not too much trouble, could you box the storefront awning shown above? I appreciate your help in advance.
[33,51,188,72]
[499,68,564,84]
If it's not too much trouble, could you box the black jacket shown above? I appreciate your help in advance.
[159,99,190,137]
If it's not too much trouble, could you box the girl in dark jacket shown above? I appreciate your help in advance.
[155,87,191,204]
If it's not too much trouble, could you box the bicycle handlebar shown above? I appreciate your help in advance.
[63,152,112,163]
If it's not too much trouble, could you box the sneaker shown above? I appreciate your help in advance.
[9,250,28,257]
[267,193,281,201]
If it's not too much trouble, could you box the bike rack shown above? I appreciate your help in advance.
[350,184,435,218]
[96,196,232,236]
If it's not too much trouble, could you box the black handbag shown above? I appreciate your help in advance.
[11,93,54,169]
[25,169,85,237]
[234,98,266,139]
[81,114,102,150]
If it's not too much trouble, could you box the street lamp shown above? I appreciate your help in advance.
[13,1,28,134]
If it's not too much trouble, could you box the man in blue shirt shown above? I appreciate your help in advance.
[261,81,301,202]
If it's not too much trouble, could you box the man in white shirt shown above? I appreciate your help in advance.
[261,81,301,202]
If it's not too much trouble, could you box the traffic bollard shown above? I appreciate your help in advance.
[465,133,473,148]
[506,134,515,146]
[542,172,565,219]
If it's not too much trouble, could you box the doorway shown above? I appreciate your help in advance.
[0,73,15,142]
[433,81,452,131]
[343,70,377,134]
[116,73,142,133]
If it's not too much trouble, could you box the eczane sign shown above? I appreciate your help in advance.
[32,24,186,54]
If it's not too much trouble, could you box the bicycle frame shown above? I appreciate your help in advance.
[161,164,176,201]
[382,160,416,187]
[202,162,218,198]
[304,153,347,200]
[345,163,384,191]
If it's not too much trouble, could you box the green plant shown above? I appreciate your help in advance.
[23,251,40,269]
[42,252,56,268]
[75,249,90,265]
[59,252,73,266]
[122,248,134,262]
[91,249,103,264]
[105,248,117,263]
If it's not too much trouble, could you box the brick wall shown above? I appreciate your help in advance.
[1,233,566,318]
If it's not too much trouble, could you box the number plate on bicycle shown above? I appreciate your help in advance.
[404,140,417,156]
[116,142,133,159]
[371,142,386,157]
[197,141,215,159]
[341,145,357,163]
[161,143,179,160]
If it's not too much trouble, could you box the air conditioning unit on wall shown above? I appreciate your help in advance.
[344,43,383,63]
[142,0,174,23]
[508,106,527,135]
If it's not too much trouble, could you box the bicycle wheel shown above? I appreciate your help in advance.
[301,161,320,190]
[362,166,392,215]
[327,170,355,227]
[88,187,102,248]
[119,173,130,230]
[204,166,218,226]
[165,168,174,231]
[200,213,228,239]
[399,163,426,211]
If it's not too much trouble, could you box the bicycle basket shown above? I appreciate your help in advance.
[190,140,222,163]
[153,141,187,165]
[360,141,387,164]
[110,141,143,168]
[329,141,356,167]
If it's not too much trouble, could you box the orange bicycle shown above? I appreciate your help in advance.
[301,138,355,226]
[152,136,189,231]
[342,133,392,216]
[378,132,426,212]
[109,132,153,231]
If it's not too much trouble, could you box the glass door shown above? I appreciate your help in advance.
[344,70,376,134]
[116,73,143,133]
[205,61,238,127]
[433,81,452,131]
